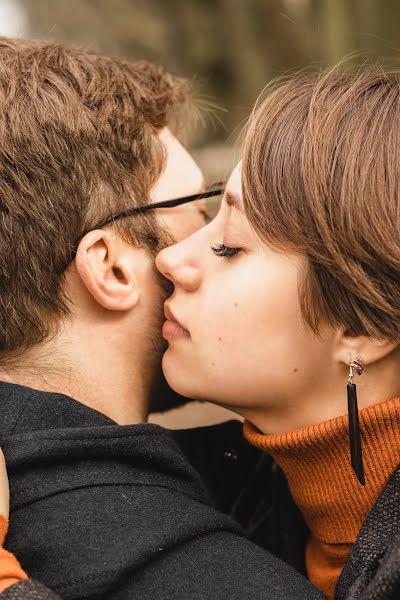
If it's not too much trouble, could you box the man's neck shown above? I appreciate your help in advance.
[0,339,151,425]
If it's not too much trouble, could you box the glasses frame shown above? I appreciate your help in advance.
[64,187,224,270]
[91,187,223,231]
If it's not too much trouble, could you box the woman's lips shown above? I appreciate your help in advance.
[162,319,190,340]
[163,303,190,340]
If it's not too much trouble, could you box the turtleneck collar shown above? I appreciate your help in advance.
[244,396,400,544]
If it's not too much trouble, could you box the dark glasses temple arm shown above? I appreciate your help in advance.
[92,187,224,231]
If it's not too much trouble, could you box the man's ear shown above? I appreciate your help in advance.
[75,230,140,311]
[334,330,399,368]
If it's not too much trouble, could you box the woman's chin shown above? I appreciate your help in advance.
[162,351,202,400]
[162,352,188,393]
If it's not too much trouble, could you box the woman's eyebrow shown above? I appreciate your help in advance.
[225,190,243,211]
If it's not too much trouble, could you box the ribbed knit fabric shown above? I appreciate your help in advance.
[0,515,27,592]
[243,396,400,599]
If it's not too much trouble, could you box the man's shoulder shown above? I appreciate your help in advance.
[8,486,323,600]
[4,421,238,596]
[7,482,239,596]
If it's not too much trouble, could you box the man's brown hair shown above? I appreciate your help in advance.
[0,37,189,359]
[242,66,400,341]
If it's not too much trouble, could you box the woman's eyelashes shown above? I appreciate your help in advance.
[211,243,241,258]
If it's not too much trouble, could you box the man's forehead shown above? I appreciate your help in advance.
[151,128,204,203]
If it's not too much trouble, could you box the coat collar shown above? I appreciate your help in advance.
[0,381,210,509]
[335,465,400,599]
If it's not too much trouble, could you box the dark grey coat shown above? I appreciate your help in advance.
[0,382,324,600]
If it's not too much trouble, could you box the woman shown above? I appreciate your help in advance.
[1,66,399,600]
[156,65,400,600]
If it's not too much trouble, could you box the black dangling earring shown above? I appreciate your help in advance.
[347,354,365,485]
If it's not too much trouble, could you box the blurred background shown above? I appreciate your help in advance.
[1,0,398,426]
[3,0,400,180]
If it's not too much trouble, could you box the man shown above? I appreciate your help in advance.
[0,37,323,599]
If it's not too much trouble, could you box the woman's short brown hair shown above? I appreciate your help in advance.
[0,37,189,359]
[242,66,400,341]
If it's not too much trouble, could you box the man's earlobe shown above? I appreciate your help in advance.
[75,230,140,311]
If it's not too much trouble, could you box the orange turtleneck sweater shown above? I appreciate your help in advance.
[0,515,27,592]
[244,395,400,600]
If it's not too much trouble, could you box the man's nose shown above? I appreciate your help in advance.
[156,242,200,293]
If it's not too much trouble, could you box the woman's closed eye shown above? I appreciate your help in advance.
[211,243,241,258]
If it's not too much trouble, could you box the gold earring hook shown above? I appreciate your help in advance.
[348,354,364,384]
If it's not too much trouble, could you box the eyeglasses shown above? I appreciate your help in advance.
[64,185,224,270]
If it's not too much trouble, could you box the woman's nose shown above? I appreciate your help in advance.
[156,241,200,293]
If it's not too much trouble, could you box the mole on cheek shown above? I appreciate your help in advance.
[218,337,222,342]
[293,368,299,373]
[234,302,238,308]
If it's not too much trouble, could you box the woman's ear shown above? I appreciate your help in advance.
[75,230,140,311]
[334,330,399,368]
